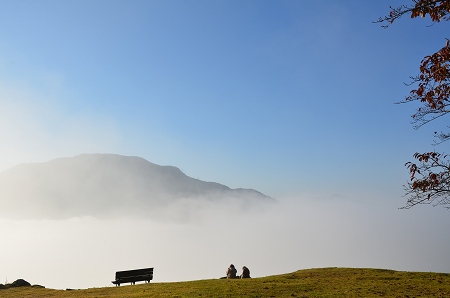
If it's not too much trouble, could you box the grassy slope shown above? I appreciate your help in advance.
[2,268,450,298]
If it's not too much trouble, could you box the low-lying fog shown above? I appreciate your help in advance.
[1,195,449,290]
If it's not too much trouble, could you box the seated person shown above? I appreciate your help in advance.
[240,266,250,278]
[226,264,237,279]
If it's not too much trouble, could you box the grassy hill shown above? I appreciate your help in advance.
[1,267,450,298]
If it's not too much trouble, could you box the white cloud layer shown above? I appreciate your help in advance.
[1,195,448,290]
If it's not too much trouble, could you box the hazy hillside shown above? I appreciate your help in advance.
[0,154,273,219]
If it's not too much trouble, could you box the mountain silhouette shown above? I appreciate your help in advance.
[0,154,273,219]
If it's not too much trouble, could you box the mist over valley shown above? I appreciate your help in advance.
[1,154,449,290]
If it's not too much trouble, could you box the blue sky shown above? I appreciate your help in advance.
[1,1,450,289]
[2,0,441,200]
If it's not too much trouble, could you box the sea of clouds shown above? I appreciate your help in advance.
[1,195,449,290]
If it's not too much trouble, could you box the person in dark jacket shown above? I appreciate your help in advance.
[226,264,237,279]
[240,266,250,278]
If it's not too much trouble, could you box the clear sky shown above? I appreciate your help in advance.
[2,0,445,199]
[1,0,450,290]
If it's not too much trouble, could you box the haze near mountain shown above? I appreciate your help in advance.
[0,154,273,220]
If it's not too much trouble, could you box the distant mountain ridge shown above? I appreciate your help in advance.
[0,154,273,219]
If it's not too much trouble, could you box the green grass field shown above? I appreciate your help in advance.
[1,268,450,297]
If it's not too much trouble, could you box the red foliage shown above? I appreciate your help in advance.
[377,1,450,208]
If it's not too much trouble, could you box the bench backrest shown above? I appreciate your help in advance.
[115,268,154,279]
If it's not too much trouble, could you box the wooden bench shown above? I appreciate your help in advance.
[112,268,154,286]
